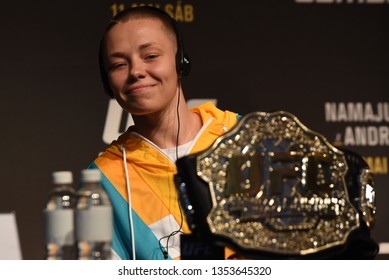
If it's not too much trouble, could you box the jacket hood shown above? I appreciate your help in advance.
[104,102,239,162]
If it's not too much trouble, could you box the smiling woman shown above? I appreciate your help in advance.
[86,6,240,260]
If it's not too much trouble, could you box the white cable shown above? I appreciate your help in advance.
[121,145,136,260]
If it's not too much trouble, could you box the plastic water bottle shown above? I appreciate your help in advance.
[75,169,113,260]
[44,171,76,260]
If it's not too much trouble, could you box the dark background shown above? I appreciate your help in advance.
[0,0,387,259]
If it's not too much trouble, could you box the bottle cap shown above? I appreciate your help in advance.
[81,169,102,183]
[52,171,73,184]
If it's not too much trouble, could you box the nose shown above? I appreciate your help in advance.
[128,58,146,82]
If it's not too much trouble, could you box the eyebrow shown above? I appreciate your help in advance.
[107,42,160,58]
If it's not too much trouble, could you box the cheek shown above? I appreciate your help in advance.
[151,56,178,80]
[154,65,178,86]
[108,72,127,91]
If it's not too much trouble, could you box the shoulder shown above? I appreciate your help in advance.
[191,102,240,123]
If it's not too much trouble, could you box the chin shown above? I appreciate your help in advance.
[127,107,156,116]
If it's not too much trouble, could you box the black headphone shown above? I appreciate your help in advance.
[99,6,191,98]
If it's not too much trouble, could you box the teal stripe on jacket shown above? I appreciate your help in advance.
[88,162,172,260]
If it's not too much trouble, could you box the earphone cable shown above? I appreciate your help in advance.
[158,78,184,259]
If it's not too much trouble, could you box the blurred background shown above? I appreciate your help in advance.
[0,0,387,259]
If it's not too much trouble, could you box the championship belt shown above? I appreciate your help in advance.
[175,111,378,259]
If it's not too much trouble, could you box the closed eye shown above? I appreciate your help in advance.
[109,62,127,71]
[145,54,159,61]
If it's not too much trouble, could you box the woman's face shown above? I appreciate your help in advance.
[104,17,178,116]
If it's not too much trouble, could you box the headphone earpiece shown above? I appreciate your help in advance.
[177,52,191,78]
[170,9,190,78]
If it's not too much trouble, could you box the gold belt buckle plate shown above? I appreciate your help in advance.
[196,111,361,255]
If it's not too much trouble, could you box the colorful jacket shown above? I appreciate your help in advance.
[89,102,239,260]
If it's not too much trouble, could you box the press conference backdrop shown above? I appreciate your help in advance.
[0,0,387,259]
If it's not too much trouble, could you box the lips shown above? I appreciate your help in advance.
[126,84,156,95]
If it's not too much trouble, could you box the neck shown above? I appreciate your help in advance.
[132,92,202,149]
